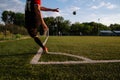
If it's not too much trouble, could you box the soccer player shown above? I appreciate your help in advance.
[25,0,59,53]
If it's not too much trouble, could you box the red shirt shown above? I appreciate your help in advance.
[25,0,41,12]
[34,0,41,5]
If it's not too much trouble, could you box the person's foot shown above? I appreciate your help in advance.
[43,47,48,54]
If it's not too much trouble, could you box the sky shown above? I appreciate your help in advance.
[0,0,120,26]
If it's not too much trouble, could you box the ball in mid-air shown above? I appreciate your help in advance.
[73,11,76,15]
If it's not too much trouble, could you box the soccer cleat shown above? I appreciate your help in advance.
[43,47,48,54]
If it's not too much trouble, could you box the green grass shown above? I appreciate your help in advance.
[0,36,120,80]
[0,33,30,41]
[39,53,82,62]
[47,36,120,60]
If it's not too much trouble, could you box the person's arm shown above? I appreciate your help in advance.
[34,4,48,30]
[40,6,59,12]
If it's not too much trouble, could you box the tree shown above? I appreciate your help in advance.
[59,20,71,35]
[55,16,64,35]
[109,24,120,31]
[1,11,15,25]
[14,12,25,26]
[1,11,15,37]
[83,22,109,35]
[1,11,25,26]
[1,11,26,38]
[44,17,56,35]
[55,17,71,35]
[71,22,82,35]
[0,24,4,32]
[44,16,71,35]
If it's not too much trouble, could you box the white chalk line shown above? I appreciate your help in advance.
[30,36,49,64]
[30,50,120,64]
[30,34,120,64]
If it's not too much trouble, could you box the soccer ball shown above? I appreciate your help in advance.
[73,11,76,15]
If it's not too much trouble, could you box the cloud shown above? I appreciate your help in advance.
[57,0,68,3]
[62,6,80,14]
[0,0,25,23]
[0,0,25,13]
[83,13,120,26]
[70,6,80,11]
[43,12,61,18]
[91,1,117,9]
[106,2,117,9]
[100,14,120,26]
[92,0,96,2]
[66,11,120,26]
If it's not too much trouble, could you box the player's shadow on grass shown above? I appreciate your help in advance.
[0,52,36,65]
[0,52,35,58]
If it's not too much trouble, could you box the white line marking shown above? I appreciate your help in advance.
[31,51,120,64]
[36,60,120,65]
[48,52,92,61]
[30,34,120,64]
[30,36,49,64]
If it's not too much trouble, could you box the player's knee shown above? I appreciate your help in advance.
[29,34,37,38]
[27,28,37,38]
[33,35,38,39]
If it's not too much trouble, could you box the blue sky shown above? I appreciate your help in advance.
[0,0,120,26]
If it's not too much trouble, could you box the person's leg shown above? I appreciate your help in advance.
[27,28,44,49]
[34,36,44,49]
[33,36,48,53]
[25,12,48,52]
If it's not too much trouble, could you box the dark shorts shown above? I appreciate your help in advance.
[25,11,44,37]
[25,11,38,37]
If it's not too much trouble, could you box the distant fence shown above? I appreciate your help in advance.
[99,30,120,36]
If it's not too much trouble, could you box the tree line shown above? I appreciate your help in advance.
[0,10,120,36]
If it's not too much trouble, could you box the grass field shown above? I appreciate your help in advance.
[0,36,120,80]
[47,36,120,60]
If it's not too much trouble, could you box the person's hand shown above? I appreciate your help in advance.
[52,8,59,12]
